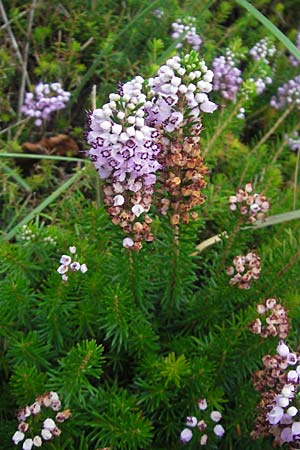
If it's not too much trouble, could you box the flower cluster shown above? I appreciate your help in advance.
[21,82,70,126]
[249,298,290,339]
[57,246,88,281]
[289,31,300,67]
[12,391,71,449]
[148,53,217,117]
[270,76,300,110]
[19,224,56,245]
[249,38,276,64]
[249,75,272,95]
[251,341,300,447]
[226,251,261,289]
[180,398,225,445]
[87,52,218,248]
[152,8,164,19]
[171,17,202,51]
[229,182,270,224]
[286,131,300,152]
[87,75,162,250]
[212,50,243,102]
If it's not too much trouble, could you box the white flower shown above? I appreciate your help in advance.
[213,424,225,437]
[210,411,222,422]
[12,431,25,444]
[62,274,68,281]
[287,406,298,417]
[80,264,88,273]
[132,204,145,217]
[277,341,290,357]
[60,255,71,265]
[33,436,42,447]
[113,195,125,206]
[123,237,134,248]
[57,265,69,275]
[22,438,33,450]
[180,428,193,443]
[186,416,197,427]
[197,398,208,410]
[30,402,41,415]
[292,422,300,435]
[200,434,208,445]
[41,428,52,440]
[200,101,218,113]
[70,261,81,272]
[69,246,76,254]
[43,418,56,430]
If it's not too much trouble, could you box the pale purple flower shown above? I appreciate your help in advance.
[22,438,33,450]
[33,436,42,447]
[289,31,300,67]
[123,237,134,248]
[286,131,300,152]
[249,38,276,63]
[277,340,290,357]
[80,264,88,274]
[292,421,300,436]
[43,418,56,430]
[12,431,25,444]
[281,427,293,443]
[267,406,284,425]
[41,429,52,440]
[70,261,81,272]
[213,424,225,437]
[180,428,193,443]
[210,411,222,422]
[171,17,202,51]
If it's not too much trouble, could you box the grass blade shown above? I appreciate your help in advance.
[2,167,86,241]
[1,162,32,192]
[0,152,86,163]
[236,0,300,61]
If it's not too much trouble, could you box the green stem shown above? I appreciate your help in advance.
[239,104,294,185]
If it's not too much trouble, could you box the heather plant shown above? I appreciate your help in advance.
[1,1,300,450]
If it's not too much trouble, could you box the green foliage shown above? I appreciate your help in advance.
[1,1,300,449]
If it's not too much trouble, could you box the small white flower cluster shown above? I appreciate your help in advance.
[57,246,88,281]
[148,53,217,120]
[229,182,270,224]
[20,225,36,241]
[19,225,56,245]
[180,398,225,445]
[226,251,261,289]
[12,392,71,449]
[171,17,202,51]
[249,37,276,64]
[286,131,300,152]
